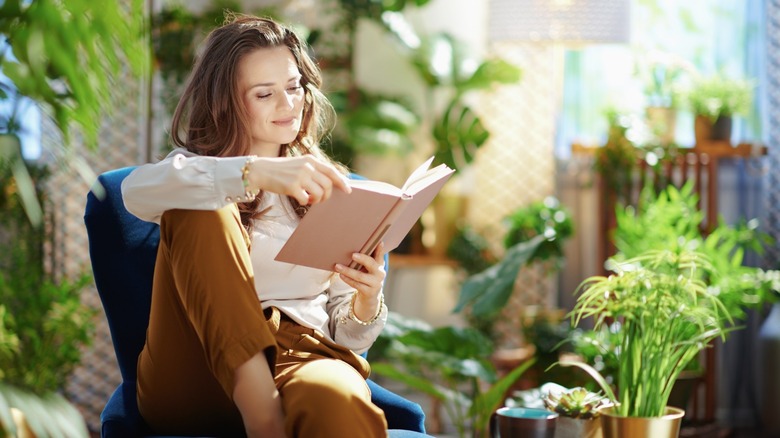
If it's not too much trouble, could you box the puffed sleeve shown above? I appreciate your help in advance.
[326,274,387,354]
[121,148,253,224]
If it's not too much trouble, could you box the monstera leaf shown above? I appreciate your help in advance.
[408,36,520,170]
[432,100,489,170]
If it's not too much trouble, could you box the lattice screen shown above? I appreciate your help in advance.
[470,43,558,251]
[44,64,149,433]
[765,1,780,268]
[469,42,559,346]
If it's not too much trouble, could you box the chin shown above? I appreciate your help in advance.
[280,134,299,146]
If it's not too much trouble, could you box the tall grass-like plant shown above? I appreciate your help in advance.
[569,249,732,418]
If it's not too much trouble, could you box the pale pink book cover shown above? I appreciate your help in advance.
[275,158,454,271]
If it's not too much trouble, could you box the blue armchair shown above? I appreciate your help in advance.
[85,166,427,437]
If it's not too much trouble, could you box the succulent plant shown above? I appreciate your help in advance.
[542,386,611,420]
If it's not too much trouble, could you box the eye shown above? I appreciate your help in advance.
[256,93,271,99]
[287,85,303,93]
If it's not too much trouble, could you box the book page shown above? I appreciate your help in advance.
[383,166,454,249]
[349,179,403,196]
[401,156,435,192]
[403,163,454,196]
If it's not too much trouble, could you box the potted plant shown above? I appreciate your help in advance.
[685,74,753,145]
[368,312,535,437]
[559,248,734,438]
[614,183,779,323]
[593,110,641,205]
[508,382,610,438]
[636,50,695,144]
[542,384,610,438]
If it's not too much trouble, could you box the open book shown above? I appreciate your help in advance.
[275,157,455,271]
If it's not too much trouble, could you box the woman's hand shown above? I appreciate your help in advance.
[248,155,351,205]
[335,242,387,321]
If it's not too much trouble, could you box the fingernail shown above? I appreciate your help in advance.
[335,264,344,271]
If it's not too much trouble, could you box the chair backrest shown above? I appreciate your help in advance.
[85,166,159,383]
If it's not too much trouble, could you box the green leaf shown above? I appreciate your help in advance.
[0,384,88,438]
[348,99,418,133]
[0,0,146,151]
[470,357,536,433]
[432,100,489,170]
[371,362,454,402]
[0,135,43,226]
[409,34,457,86]
[396,326,494,362]
[0,389,17,437]
[454,235,546,316]
[457,59,522,93]
[341,95,419,155]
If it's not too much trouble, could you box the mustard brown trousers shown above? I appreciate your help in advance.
[136,205,388,437]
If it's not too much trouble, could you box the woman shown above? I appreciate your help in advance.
[122,14,392,437]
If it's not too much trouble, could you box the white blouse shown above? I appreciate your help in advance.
[121,148,387,353]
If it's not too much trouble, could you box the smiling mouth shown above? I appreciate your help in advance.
[273,117,296,126]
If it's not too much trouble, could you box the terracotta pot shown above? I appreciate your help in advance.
[694,115,732,145]
[599,406,685,438]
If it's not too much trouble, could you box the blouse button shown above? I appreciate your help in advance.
[225,196,233,202]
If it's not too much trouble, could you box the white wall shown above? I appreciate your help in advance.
[353,0,488,114]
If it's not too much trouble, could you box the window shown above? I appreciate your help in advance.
[557,0,765,157]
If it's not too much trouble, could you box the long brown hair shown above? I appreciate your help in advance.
[170,13,345,230]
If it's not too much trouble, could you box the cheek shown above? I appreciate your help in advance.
[246,101,268,122]
[294,94,306,113]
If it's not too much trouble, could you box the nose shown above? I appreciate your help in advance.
[278,91,295,110]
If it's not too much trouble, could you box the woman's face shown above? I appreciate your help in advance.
[238,46,305,157]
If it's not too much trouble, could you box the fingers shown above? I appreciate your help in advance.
[299,158,351,205]
[247,155,351,205]
[372,242,386,263]
[335,250,386,296]
[311,160,351,194]
[307,170,332,203]
[293,189,309,206]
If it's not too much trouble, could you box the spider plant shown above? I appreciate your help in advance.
[565,248,733,418]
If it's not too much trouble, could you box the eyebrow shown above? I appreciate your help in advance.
[247,75,302,90]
